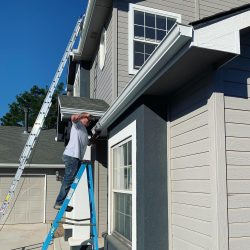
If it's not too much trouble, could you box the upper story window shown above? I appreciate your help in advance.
[99,28,106,70]
[128,4,181,74]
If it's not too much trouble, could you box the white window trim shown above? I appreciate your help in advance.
[128,3,182,75]
[108,121,136,249]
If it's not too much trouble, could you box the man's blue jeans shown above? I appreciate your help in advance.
[55,155,81,206]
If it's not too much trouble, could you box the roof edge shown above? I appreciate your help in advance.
[72,0,96,61]
[94,23,193,134]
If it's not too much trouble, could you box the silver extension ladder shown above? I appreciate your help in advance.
[0,17,83,221]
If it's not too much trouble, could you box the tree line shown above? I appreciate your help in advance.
[0,83,65,129]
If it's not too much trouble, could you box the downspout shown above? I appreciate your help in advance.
[72,0,96,61]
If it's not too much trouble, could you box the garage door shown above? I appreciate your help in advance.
[0,175,44,224]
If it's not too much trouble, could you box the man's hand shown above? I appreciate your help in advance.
[71,114,81,123]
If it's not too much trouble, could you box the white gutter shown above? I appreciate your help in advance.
[94,23,193,133]
[72,0,96,61]
[0,163,65,168]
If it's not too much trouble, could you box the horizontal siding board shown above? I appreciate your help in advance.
[225,109,250,125]
[172,192,210,208]
[172,225,211,249]
[200,0,244,9]
[171,125,208,148]
[171,166,209,180]
[228,194,250,209]
[228,180,250,194]
[228,166,250,180]
[228,208,250,223]
[172,180,210,194]
[171,152,209,169]
[229,222,250,238]
[227,151,250,166]
[172,214,212,236]
[226,123,250,138]
[171,138,209,159]
[172,203,212,222]
[229,237,250,250]
[171,105,207,128]
[226,137,250,152]
[173,237,207,250]
[171,111,208,137]
[225,96,250,111]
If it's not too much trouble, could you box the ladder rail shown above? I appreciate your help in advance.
[42,163,99,250]
[0,17,83,220]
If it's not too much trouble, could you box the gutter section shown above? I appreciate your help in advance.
[94,24,193,134]
[72,0,96,61]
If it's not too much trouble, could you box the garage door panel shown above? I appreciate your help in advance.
[0,175,44,224]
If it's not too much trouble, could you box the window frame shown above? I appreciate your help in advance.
[98,28,107,70]
[128,4,181,74]
[108,121,136,249]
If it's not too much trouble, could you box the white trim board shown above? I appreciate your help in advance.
[108,121,136,249]
[208,92,228,250]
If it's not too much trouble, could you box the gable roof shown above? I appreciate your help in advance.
[0,126,64,166]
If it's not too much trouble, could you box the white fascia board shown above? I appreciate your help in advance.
[60,107,105,120]
[95,23,193,132]
[72,0,96,60]
[193,10,250,54]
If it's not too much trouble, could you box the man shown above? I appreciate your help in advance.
[54,112,92,212]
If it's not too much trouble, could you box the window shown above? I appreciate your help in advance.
[99,28,106,70]
[108,121,136,249]
[113,140,132,240]
[128,4,181,74]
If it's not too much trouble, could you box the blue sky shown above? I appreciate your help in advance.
[0,0,88,119]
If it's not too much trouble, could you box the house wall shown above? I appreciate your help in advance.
[107,101,168,250]
[93,140,108,237]
[90,13,113,105]
[199,0,250,19]
[88,1,250,104]
[221,31,250,250]
[168,75,213,249]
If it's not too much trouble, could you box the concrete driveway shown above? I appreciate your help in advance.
[0,223,104,250]
[0,223,53,250]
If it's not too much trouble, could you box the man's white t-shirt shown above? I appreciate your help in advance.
[63,121,88,160]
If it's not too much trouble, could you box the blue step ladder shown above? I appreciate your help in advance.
[42,162,99,250]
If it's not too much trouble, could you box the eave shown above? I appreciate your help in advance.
[94,10,250,135]
[72,0,112,62]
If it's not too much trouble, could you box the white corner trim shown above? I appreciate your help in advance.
[128,3,182,75]
[108,121,136,249]
[44,174,47,223]
[208,92,228,250]
[167,105,173,250]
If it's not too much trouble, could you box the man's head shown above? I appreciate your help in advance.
[79,112,93,127]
